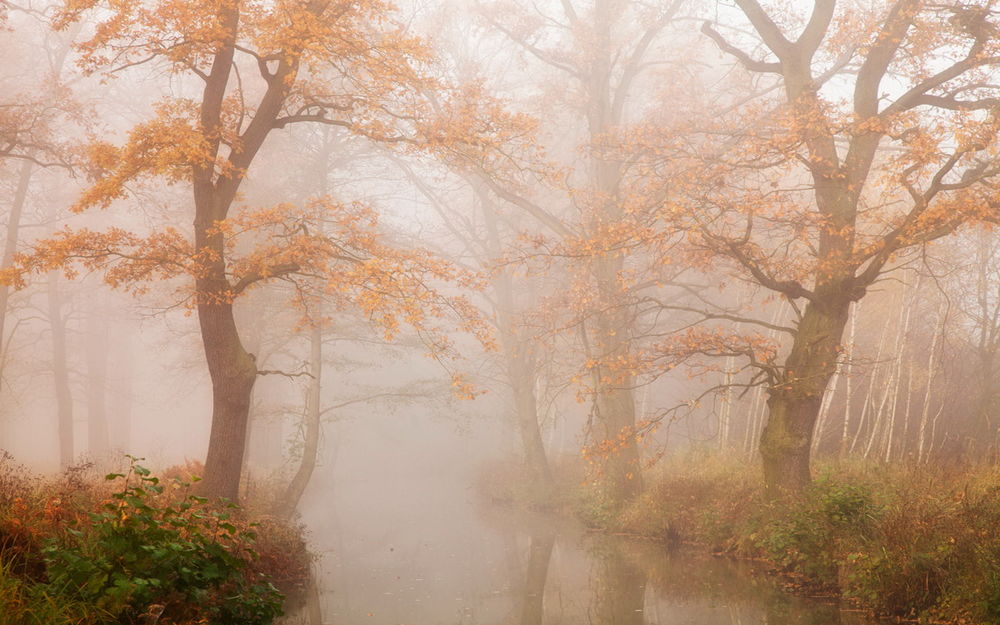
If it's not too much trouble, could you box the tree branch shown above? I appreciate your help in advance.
[700,22,782,74]
[231,262,301,295]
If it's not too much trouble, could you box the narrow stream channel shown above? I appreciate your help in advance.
[282,465,878,625]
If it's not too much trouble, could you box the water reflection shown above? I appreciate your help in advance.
[281,509,877,625]
[590,536,647,625]
[520,531,555,625]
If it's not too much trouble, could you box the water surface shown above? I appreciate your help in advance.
[283,464,876,625]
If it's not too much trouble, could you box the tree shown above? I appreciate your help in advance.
[0,6,78,405]
[689,0,1000,491]
[5,0,495,499]
[451,0,692,503]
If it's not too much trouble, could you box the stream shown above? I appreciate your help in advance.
[281,468,878,625]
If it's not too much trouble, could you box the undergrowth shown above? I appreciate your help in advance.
[495,452,1000,624]
[0,452,310,625]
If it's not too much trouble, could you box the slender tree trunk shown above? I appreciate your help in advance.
[864,362,895,459]
[918,302,946,463]
[281,324,323,516]
[760,298,850,492]
[112,327,133,452]
[840,301,858,457]
[811,353,841,456]
[478,184,554,490]
[864,291,908,459]
[719,356,735,451]
[851,313,892,454]
[47,273,74,469]
[0,161,31,357]
[883,280,917,462]
[86,292,111,460]
[512,365,553,488]
[744,384,763,456]
[746,301,786,457]
[899,357,914,461]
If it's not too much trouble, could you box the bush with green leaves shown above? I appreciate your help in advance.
[42,457,283,625]
[753,475,881,584]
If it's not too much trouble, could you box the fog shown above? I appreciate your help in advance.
[3,0,1000,623]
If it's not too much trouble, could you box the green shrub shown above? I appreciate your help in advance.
[42,458,283,625]
[841,489,960,617]
[754,476,880,584]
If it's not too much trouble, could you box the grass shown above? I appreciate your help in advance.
[0,453,311,625]
[0,559,114,625]
[490,451,1000,624]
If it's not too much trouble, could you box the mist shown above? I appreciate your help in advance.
[3,1,1000,624]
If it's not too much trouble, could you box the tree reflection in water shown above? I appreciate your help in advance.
[280,518,881,625]
[520,531,556,625]
[589,536,648,625]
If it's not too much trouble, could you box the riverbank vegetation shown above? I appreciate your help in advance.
[0,454,309,625]
[482,453,1000,624]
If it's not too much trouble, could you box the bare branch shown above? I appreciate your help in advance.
[700,22,782,74]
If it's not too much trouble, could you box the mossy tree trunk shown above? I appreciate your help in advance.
[760,298,850,492]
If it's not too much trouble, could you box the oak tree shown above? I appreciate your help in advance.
[689,0,1000,491]
[5,0,494,499]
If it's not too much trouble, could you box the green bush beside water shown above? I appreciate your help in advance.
[569,454,1000,624]
[0,455,309,625]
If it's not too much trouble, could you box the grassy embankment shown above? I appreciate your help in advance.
[484,453,1000,624]
[0,454,310,625]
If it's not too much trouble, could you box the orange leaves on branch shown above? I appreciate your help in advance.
[57,0,242,74]
[73,100,212,211]
[580,419,660,470]
[417,81,549,184]
[3,194,495,358]
[0,226,193,296]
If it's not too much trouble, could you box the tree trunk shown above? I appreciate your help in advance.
[883,281,917,462]
[195,208,257,500]
[918,302,946,463]
[0,161,32,396]
[281,324,323,515]
[719,356,735,451]
[112,326,133,452]
[86,292,111,460]
[477,184,554,490]
[839,301,858,456]
[851,313,892,454]
[811,352,841,456]
[760,299,850,492]
[193,4,257,500]
[578,243,641,501]
[512,365,553,488]
[197,292,257,500]
[47,273,74,469]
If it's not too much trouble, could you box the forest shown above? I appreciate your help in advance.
[3,0,1000,623]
